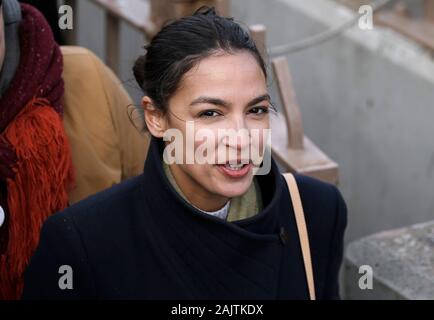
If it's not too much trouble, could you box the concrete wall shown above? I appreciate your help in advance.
[231,0,434,243]
[73,0,434,244]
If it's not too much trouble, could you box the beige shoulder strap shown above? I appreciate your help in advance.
[283,173,316,300]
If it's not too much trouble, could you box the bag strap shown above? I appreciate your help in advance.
[283,173,316,300]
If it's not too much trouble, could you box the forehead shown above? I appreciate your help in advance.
[176,51,267,103]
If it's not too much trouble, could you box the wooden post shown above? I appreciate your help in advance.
[375,6,434,54]
[249,24,267,62]
[173,0,230,18]
[272,57,304,149]
[271,56,339,185]
[248,25,338,184]
[150,0,175,30]
[214,0,230,17]
[93,0,229,43]
[393,2,409,18]
[106,12,120,74]
[92,0,155,38]
[425,0,434,22]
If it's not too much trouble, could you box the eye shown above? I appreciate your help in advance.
[198,110,222,118]
[248,106,269,115]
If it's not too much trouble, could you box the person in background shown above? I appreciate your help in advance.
[19,0,64,44]
[0,0,149,299]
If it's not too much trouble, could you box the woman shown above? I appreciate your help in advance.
[22,7,347,300]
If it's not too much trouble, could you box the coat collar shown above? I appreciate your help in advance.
[142,135,284,232]
[139,136,292,297]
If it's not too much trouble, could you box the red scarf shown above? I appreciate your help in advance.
[0,4,75,300]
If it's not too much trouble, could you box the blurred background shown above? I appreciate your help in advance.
[26,0,434,299]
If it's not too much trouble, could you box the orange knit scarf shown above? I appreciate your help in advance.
[0,97,75,299]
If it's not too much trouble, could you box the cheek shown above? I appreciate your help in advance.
[248,125,270,157]
[193,128,221,163]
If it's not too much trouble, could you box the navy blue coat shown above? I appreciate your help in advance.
[22,136,347,300]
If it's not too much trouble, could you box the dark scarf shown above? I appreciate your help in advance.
[0,4,74,300]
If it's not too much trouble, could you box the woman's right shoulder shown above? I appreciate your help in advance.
[22,175,146,299]
[45,174,145,236]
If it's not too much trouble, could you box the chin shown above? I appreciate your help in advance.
[213,178,253,198]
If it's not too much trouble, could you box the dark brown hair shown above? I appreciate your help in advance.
[133,6,267,115]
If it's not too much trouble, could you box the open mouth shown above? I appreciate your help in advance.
[222,163,248,170]
[215,161,253,178]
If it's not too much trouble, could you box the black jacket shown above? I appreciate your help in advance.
[22,136,347,300]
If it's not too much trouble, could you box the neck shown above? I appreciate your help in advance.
[168,163,230,212]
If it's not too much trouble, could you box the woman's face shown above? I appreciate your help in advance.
[147,51,271,210]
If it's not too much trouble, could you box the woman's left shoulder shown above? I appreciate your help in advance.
[292,173,347,234]
[293,174,345,206]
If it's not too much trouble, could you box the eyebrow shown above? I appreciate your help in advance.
[189,94,271,109]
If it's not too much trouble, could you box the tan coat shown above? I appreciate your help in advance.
[61,46,150,204]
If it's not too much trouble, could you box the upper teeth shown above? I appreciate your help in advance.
[226,163,244,170]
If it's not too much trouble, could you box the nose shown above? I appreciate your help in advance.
[233,113,247,131]
[223,115,250,150]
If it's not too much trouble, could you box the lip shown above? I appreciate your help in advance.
[216,159,252,165]
[215,163,253,178]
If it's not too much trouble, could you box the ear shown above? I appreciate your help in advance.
[142,96,167,138]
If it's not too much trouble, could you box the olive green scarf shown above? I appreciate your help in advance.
[162,161,262,221]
